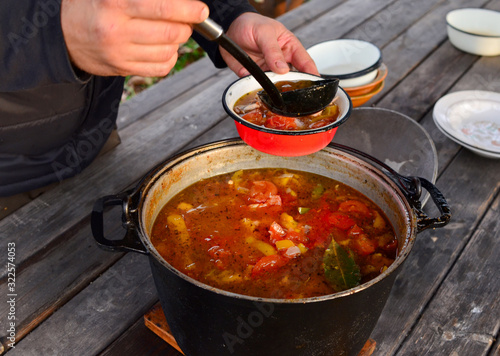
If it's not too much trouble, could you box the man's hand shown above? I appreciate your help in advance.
[222,12,318,77]
[61,0,209,77]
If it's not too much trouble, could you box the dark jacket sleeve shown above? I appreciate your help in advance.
[192,0,257,68]
[0,0,87,92]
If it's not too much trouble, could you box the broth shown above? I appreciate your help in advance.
[233,80,340,130]
[151,168,398,299]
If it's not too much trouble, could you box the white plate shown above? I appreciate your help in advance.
[433,90,500,158]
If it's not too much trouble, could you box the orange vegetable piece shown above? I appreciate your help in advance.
[339,200,372,216]
[251,254,288,278]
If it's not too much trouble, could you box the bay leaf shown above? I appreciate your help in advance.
[323,239,361,292]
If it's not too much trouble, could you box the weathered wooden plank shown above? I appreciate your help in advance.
[7,252,157,356]
[100,316,182,356]
[274,0,346,31]
[395,193,500,355]
[117,58,218,130]
[369,149,500,355]
[345,0,444,48]
[488,336,500,356]
[181,117,238,151]
[294,0,396,49]
[375,0,500,117]
[376,41,478,120]
[0,217,125,352]
[374,0,489,96]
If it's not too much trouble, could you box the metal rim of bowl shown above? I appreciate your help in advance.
[307,39,383,79]
[222,81,353,137]
[446,8,500,39]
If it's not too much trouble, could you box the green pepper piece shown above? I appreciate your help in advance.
[298,207,311,214]
[311,184,325,199]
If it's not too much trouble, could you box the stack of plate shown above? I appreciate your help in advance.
[433,90,500,159]
[307,39,387,107]
[342,64,388,107]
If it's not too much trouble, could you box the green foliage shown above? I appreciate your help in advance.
[122,38,206,101]
[171,38,207,75]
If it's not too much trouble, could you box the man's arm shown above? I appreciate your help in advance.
[0,0,85,92]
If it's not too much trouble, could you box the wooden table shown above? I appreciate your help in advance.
[1,0,499,355]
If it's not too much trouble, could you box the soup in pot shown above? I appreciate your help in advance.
[150,168,398,299]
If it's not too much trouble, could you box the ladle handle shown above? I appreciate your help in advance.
[194,19,285,108]
[193,18,223,40]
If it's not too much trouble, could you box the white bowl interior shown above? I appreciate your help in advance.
[307,39,381,77]
[223,71,351,126]
[339,69,379,88]
[447,8,500,37]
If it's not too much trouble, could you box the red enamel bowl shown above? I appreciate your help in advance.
[222,71,352,156]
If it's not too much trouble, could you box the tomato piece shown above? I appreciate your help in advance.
[248,181,282,208]
[242,110,266,126]
[285,230,308,245]
[249,181,278,202]
[348,225,376,256]
[309,118,332,129]
[348,224,364,237]
[207,245,231,270]
[251,254,288,278]
[266,115,299,130]
[328,212,355,230]
[351,236,377,256]
[269,221,286,244]
[380,239,398,258]
[339,200,372,216]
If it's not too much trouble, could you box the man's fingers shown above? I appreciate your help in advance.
[252,25,290,75]
[127,19,193,44]
[124,57,179,77]
[124,44,180,63]
[287,48,319,76]
[124,0,208,22]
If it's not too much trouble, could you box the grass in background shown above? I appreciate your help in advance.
[122,38,206,101]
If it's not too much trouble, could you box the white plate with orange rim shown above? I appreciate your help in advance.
[433,90,500,158]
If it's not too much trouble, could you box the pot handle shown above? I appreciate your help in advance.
[91,192,148,254]
[328,143,451,233]
[412,177,451,233]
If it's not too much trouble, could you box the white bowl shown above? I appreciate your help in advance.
[307,39,382,87]
[446,8,500,56]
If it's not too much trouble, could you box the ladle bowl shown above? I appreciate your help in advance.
[258,78,339,117]
[222,71,352,156]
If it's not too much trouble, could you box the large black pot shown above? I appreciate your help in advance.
[91,139,450,356]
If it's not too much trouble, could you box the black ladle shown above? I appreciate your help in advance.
[194,19,339,117]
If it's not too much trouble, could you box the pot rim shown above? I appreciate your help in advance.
[135,139,417,304]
